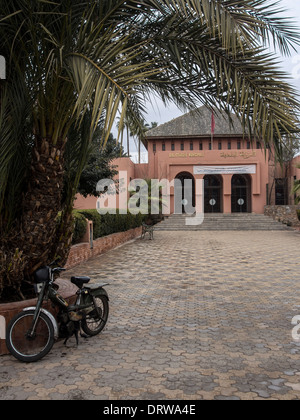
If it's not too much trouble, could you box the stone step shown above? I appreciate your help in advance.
[154,214,293,231]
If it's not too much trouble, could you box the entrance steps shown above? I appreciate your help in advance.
[154,213,293,231]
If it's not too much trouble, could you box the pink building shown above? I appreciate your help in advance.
[74,106,300,214]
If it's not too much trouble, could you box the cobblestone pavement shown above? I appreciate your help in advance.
[1,230,300,400]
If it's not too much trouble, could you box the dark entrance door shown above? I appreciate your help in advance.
[174,172,195,214]
[231,175,251,213]
[204,175,222,213]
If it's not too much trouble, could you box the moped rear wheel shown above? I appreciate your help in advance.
[81,295,109,336]
[6,310,55,363]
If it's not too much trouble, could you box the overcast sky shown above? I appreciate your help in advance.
[116,1,300,159]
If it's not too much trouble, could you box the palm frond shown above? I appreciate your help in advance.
[1,0,300,233]
[133,7,300,152]
[141,0,300,55]
[65,23,162,148]
[0,75,33,230]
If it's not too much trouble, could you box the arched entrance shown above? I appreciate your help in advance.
[231,174,252,213]
[174,172,195,214]
[204,175,223,213]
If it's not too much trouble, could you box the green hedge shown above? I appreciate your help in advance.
[72,211,88,244]
[57,210,144,245]
[76,209,102,239]
[76,209,145,240]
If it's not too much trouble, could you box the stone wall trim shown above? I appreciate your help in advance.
[264,205,300,227]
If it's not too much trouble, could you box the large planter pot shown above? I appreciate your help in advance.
[0,279,77,356]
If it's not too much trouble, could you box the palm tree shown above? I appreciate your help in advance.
[0,0,300,298]
[130,119,159,164]
[116,115,132,157]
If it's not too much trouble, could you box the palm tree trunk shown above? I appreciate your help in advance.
[21,137,67,270]
[50,200,75,266]
[0,137,69,296]
[127,125,130,157]
[138,138,141,164]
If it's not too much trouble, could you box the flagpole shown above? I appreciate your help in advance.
[211,111,215,150]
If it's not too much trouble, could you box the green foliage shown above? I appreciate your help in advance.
[57,209,145,244]
[76,133,125,198]
[75,210,102,240]
[292,164,300,204]
[56,211,88,245]
[72,212,88,244]
[77,210,145,240]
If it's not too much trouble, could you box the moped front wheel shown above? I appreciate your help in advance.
[6,310,55,363]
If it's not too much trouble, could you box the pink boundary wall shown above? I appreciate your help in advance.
[65,226,142,269]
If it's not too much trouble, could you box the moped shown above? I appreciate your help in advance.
[6,261,109,362]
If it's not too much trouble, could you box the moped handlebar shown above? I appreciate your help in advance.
[48,258,67,274]
[52,267,66,273]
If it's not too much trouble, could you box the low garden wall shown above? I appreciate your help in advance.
[65,226,142,269]
[264,205,300,227]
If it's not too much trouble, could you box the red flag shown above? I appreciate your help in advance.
[211,112,215,135]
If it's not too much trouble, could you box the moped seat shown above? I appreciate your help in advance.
[71,276,91,288]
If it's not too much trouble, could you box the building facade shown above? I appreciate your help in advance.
[74,106,300,214]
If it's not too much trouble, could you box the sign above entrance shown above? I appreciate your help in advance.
[193,165,256,175]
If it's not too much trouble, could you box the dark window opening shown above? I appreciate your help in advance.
[275,178,288,205]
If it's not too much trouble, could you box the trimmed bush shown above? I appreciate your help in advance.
[77,209,145,239]
[56,209,145,245]
[76,209,102,240]
[72,211,88,244]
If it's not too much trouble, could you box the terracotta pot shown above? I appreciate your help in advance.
[0,279,77,355]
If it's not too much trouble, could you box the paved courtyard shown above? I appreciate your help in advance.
[0,230,300,400]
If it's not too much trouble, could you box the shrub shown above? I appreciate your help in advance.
[77,209,145,239]
[72,211,88,244]
[76,209,102,239]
